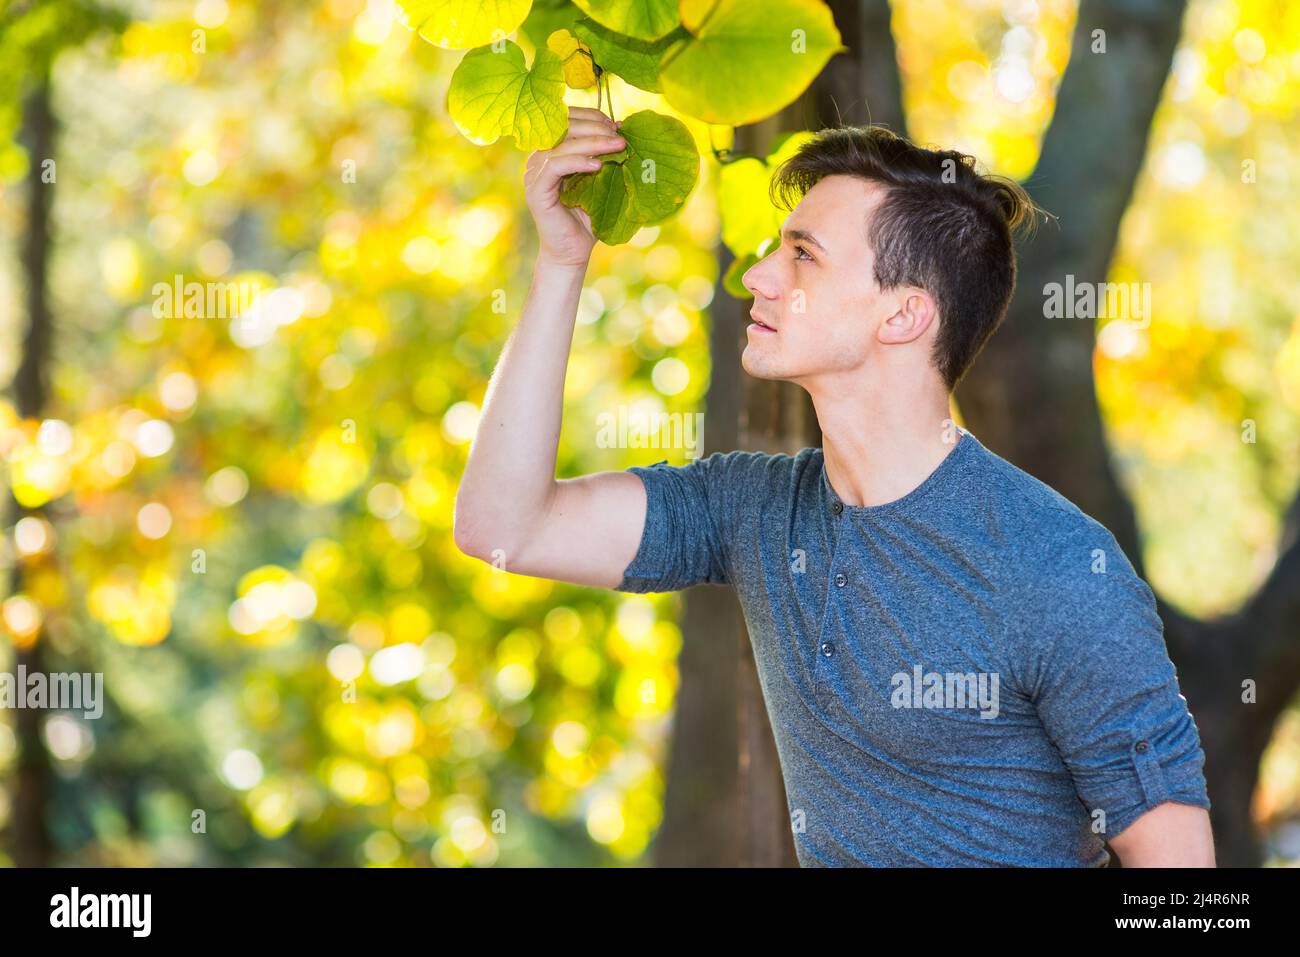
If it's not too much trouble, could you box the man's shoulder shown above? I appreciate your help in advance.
[966,438,1139,582]
[969,438,1082,522]
[972,446,1160,660]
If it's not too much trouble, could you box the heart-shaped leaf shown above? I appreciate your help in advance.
[559,109,699,245]
[660,0,846,125]
[447,40,568,150]
[570,0,679,41]
[396,0,534,50]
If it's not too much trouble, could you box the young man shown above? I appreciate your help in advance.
[454,107,1215,867]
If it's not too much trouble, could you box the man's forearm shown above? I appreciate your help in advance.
[454,255,587,555]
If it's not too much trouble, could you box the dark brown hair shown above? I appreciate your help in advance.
[768,125,1044,391]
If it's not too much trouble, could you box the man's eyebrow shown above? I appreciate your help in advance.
[780,226,827,254]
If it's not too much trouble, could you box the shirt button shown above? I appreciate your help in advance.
[834,573,847,587]
[1134,740,1149,753]
[831,500,843,515]
[820,641,835,657]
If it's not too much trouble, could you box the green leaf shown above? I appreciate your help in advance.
[559,109,699,245]
[570,0,679,41]
[571,17,687,93]
[659,0,846,125]
[618,114,699,226]
[559,158,641,244]
[718,130,813,257]
[396,0,534,50]
[446,41,568,150]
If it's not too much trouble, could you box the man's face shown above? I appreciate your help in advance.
[740,175,933,387]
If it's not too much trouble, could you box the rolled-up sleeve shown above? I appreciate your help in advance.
[1027,528,1211,841]
[614,450,762,593]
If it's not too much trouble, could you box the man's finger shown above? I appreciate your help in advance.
[533,153,603,190]
[563,119,619,140]
[551,134,625,159]
[567,106,614,127]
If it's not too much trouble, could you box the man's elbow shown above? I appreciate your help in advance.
[1108,801,1216,867]
[452,517,479,559]
[452,495,489,559]
[453,518,495,562]
[453,481,553,564]
[453,501,524,565]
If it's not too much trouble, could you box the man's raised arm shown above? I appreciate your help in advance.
[452,106,647,589]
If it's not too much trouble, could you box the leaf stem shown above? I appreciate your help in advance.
[707,126,760,165]
[593,71,611,124]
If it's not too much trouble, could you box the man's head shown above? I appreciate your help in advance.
[740,126,1040,393]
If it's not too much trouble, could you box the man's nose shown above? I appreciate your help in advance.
[742,258,773,299]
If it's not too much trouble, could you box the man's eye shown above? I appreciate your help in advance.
[794,245,812,261]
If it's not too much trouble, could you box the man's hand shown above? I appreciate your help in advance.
[524,106,626,267]
[1107,801,1215,866]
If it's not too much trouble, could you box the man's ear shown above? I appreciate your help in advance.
[878,290,936,345]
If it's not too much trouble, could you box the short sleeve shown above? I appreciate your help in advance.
[614,450,765,594]
[1025,527,1211,841]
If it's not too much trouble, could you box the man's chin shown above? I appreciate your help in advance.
[740,353,786,381]
[743,343,790,377]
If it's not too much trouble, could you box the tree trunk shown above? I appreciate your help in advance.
[6,74,56,868]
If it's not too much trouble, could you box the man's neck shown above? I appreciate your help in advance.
[806,368,959,509]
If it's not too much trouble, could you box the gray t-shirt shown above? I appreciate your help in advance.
[615,427,1211,866]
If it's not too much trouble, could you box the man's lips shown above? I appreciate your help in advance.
[749,311,776,331]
